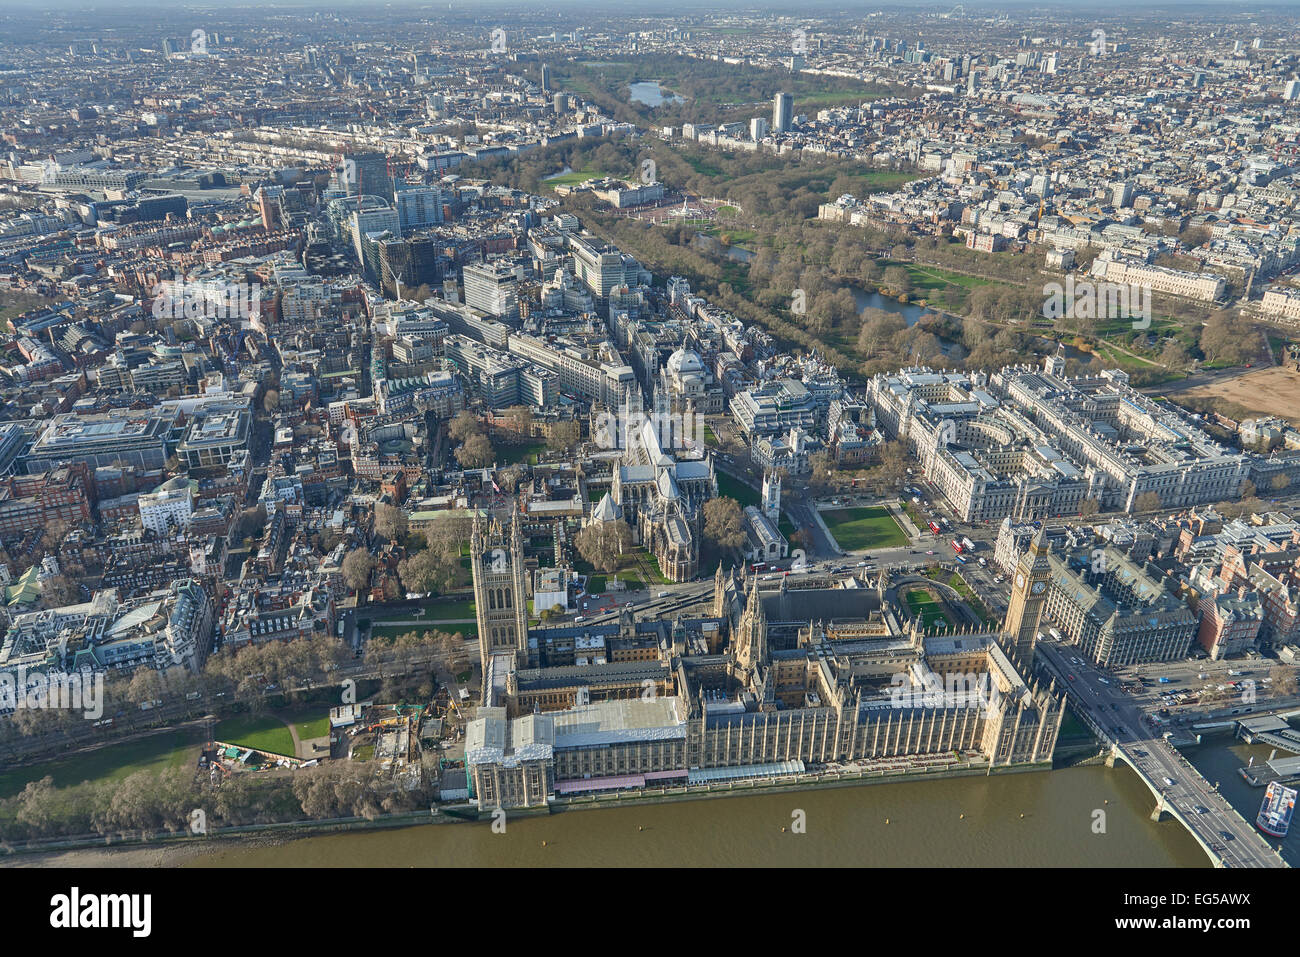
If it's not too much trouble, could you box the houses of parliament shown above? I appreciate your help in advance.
[465,512,1065,810]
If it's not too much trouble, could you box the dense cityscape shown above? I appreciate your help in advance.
[0,1,1298,896]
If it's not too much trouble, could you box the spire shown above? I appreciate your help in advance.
[1029,525,1050,553]
[747,573,764,620]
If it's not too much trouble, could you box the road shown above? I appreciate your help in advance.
[575,546,995,628]
[786,499,840,557]
[1036,640,1287,868]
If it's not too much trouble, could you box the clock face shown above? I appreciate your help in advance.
[1031,580,1046,595]
[1015,572,1025,590]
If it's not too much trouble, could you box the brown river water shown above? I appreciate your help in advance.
[191,761,1212,868]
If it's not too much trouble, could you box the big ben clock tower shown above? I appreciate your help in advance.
[1002,527,1053,664]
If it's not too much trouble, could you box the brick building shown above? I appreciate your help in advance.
[0,463,95,536]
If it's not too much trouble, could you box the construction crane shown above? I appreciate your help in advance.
[386,154,416,185]
[381,249,411,301]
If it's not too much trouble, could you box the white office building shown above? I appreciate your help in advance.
[138,477,195,536]
[462,260,521,320]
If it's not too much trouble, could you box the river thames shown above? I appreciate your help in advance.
[193,760,1212,868]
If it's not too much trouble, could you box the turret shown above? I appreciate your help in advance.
[746,573,764,622]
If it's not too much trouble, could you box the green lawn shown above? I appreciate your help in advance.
[684,154,724,178]
[214,715,296,757]
[871,259,998,313]
[710,227,756,245]
[884,260,995,293]
[1091,340,1162,370]
[716,472,761,509]
[427,599,476,619]
[577,547,667,593]
[497,441,547,465]
[635,549,673,586]
[0,730,201,799]
[278,706,331,742]
[821,506,908,550]
[543,166,609,187]
[291,716,330,740]
[372,598,475,622]
[904,589,948,630]
[796,90,894,109]
[366,598,479,637]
